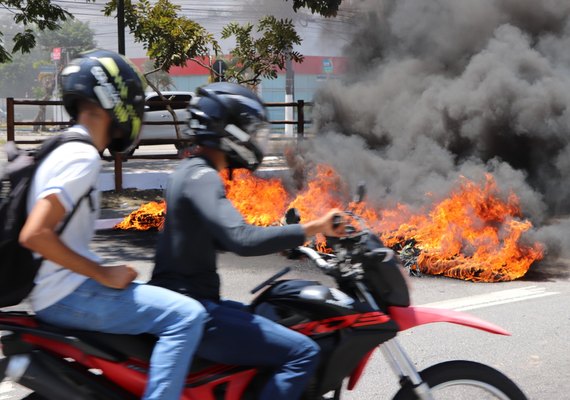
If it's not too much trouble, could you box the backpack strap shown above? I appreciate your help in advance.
[34,131,95,162]
[55,186,95,235]
[33,184,94,266]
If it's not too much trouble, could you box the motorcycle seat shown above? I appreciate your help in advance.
[11,318,218,371]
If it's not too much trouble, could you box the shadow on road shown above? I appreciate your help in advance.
[93,229,158,263]
[522,259,570,282]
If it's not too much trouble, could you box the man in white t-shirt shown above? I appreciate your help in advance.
[19,49,206,400]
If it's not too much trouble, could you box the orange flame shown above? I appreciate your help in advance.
[114,166,543,281]
[222,169,289,226]
[376,175,543,281]
[114,201,166,231]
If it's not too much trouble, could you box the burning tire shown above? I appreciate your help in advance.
[393,360,527,400]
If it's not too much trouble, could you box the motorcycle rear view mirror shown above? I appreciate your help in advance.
[285,208,301,225]
[353,181,366,204]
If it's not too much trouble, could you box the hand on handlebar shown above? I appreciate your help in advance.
[302,209,347,238]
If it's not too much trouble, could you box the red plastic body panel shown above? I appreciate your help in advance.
[388,306,510,335]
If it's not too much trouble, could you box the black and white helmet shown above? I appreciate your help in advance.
[61,49,146,154]
[186,82,268,171]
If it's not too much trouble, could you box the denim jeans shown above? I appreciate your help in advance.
[36,279,206,400]
[196,299,320,400]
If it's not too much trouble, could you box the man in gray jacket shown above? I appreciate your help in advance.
[151,82,344,400]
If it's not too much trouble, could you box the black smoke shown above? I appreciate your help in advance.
[301,0,570,272]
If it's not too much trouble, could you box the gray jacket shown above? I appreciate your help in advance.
[151,156,305,301]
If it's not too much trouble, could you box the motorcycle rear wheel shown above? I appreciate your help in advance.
[393,360,527,400]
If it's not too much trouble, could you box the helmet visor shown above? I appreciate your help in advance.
[223,121,269,170]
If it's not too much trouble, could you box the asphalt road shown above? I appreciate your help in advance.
[1,142,569,399]
[1,228,569,399]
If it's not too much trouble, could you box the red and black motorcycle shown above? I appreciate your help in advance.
[0,207,528,399]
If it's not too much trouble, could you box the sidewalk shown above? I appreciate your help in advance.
[98,155,289,191]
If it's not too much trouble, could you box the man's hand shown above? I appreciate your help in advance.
[96,265,138,289]
[302,209,346,238]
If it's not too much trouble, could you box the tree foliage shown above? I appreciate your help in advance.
[287,0,342,17]
[0,0,342,65]
[220,16,303,86]
[104,0,303,88]
[0,0,71,63]
[104,0,219,79]
[0,18,95,98]
[37,17,96,60]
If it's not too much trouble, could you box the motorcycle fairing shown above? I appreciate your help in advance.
[347,348,375,390]
[290,311,390,335]
[343,306,511,392]
[93,357,259,400]
[313,325,398,394]
[388,306,510,335]
[184,368,258,400]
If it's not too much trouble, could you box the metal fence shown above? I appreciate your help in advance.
[3,97,312,190]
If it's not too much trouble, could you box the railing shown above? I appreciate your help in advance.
[3,97,312,190]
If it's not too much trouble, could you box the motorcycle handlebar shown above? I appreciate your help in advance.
[296,246,333,270]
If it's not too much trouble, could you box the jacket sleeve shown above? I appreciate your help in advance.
[184,168,306,256]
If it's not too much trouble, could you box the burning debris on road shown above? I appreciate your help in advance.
[114,201,166,231]
[115,165,543,282]
[114,0,570,281]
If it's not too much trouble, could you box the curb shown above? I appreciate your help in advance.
[95,218,124,231]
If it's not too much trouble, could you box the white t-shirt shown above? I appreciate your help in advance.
[27,126,103,312]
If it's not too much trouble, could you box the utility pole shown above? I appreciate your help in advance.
[117,0,125,55]
[284,55,294,137]
[115,0,126,191]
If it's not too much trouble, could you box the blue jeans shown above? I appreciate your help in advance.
[196,299,320,400]
[36,279,206,400]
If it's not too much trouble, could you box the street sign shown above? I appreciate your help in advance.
[51,47,62,61]
[322,58,333,74]
[212,59,228,82]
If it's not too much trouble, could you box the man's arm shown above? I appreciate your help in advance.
[20,193,137,289]
[187,170,343,256]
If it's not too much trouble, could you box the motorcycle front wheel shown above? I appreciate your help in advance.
[393,360,527,400]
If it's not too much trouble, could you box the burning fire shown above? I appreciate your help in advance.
[223,169,289,226]
[114,165,543,282]
[114,201,166,231]
[375,175,543,281]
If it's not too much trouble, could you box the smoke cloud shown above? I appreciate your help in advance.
[302,0,570,268]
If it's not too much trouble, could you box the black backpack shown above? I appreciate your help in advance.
[0,132,95,308]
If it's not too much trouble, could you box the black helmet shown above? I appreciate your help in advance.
[187,82,268,171]
[61,49,146,154]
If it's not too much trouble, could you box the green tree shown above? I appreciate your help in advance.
[288,0,342,17]
[0,0,342,64]
[0,17,94,95]
[0,15,45,97]
[31,19,96,130]
[38,18,96,62]
[101,0,340,140]
[0,0,71,63]
[104,0,304,138]
[104,0,218,87]
[216,16,303,87]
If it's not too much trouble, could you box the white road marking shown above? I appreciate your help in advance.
[420,286,559,311]
[0,381,15,399]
